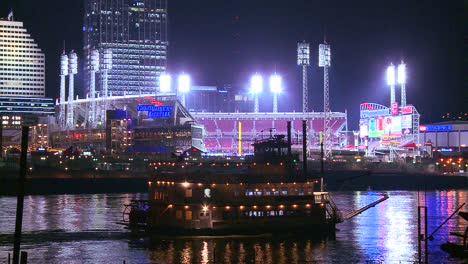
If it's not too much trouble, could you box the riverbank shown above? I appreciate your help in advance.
[1,169,466,195]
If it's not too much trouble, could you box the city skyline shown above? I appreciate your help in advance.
[0,0,464,126]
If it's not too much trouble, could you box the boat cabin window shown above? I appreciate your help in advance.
[185,188,192,198]
[176,210,183,219]
[200,212,210,217]
[280,187,288,195]
[255,189,263,196]
[289,188,298,195]
[185,211,192,220]
[307,187,313,195]
[154,191,166,200]
[298,187,305,195]
[272,189,279,196]
[265,188,271,195]
[204,188,211,198]
[245,189,254,196]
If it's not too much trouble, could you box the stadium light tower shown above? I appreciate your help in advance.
[59,51,68,128]
[398,61,407,107]
[250,74,263,113]
[159,73,171,93]
[319,42,332,159]
[270,74,282,113]
[386,63,396,106]
[67,50,78,128]
[297,42,310,113]
[178,73,191,106]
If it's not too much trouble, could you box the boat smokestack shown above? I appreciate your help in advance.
[302,120,307,177]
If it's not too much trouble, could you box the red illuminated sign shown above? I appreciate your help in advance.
[390,102,399,115]
[401,106,413,114]
[136,97,163,106]
[419,126,427,132]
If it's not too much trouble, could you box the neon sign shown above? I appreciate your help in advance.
[137,105,173,118]
[420,125,453,132]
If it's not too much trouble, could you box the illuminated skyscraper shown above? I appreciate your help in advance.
[0,20,45,97]
[83,0,168,96]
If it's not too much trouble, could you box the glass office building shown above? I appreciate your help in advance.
[83,0,168,96]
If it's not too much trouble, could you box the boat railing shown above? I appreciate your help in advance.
[121,200,149,226]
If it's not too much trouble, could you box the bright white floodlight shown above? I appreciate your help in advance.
[386,64,396,86]
[397,62,406,85]
[270,74,282,94]
[159,74,171,92]
[178,73,191,93]
[250,74,263,94]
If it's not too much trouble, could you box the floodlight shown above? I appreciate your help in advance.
[386,64,395,86]
[270,74,282,94]
[397,63,406,85]
[178,74,190,93]
[159,74,171,92]
[250,74,263,94]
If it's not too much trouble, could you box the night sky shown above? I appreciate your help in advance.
[0,0,465,127]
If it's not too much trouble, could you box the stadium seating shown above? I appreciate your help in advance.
[217,119,236,133]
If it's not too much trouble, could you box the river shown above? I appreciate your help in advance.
[0,190,466,263]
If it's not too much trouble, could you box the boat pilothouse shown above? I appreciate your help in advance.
[121,124,388,235]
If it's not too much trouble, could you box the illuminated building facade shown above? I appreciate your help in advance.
[0,20,45,97]
[83,0,168,96]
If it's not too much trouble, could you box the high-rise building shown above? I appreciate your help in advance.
[83,0,168,96]
[0,20,45,97]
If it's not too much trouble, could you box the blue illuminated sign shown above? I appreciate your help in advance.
[425,125,452,132]
[361,109,390,118]
[137,105,172,118]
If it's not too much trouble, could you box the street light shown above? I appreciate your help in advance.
[159,73,171,93]
[270,74,282,113]
[250,74,263,113]
[178,73,191,106]
[398,62,407,106]
[386,63,396,106]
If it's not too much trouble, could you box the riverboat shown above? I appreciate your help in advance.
[121,133,344,236]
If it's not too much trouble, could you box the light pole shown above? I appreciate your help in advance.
[159,73,171,93]
[178,73,191,107]
[398,62,407,107]
[269,74,282,113]
[387,63,396,106]
[297,42,310,113]
[250,74,263,113]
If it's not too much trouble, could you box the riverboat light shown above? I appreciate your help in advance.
[168,204,173,208]
[266,205,271,209]
[182,182,190,188]
[292,204,298,208]
[252,205,258,209]
[148,181,152,185]
[305,204,311,208]
[184,205,189,209]
[279,205,284,209]
[202,205,209,211]
[239,206,245,210]
[225,206,231,210]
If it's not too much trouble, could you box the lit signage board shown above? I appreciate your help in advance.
[368,116,385,138]
[420,125,452,132]
[391,102,399,115]
[361,109,390,118]
[137,105,173,118]
[401,115,412,135]
[401,106,413,114]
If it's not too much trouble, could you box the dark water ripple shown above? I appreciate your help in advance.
[0,190,466,263]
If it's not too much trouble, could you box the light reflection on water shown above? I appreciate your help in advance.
[0,190,466,263]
